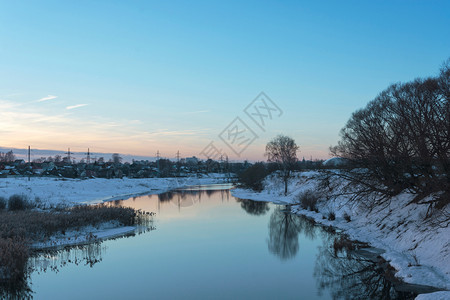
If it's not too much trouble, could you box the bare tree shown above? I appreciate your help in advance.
[4,151,16,163]
[331,59,450,217]
[111,153,122,165]
[265,135,299,195]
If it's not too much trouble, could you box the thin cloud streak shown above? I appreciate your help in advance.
[0,99,222,159]
[37,95,57,102]
[179,110,209,115]
[66,104,88,110]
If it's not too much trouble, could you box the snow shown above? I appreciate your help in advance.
[0,174,230,207]
[322,157,348,167]
[415,291,450,300]
[232,171,450,299]
[0,174,229,249]
[30,222,136,250]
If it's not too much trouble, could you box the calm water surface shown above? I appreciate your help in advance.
[24,184,417,299]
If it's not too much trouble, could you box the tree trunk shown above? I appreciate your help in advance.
[284,178,288,196]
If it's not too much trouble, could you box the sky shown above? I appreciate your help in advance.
[1,0,449,161]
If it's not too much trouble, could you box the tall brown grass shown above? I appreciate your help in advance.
[0,204,152,287]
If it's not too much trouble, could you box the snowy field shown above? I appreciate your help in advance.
[0,174,230,249]
[0,174,230,207]
[232,171,450,299]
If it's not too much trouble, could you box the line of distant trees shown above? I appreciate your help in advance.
[330,59,450,217]
[0,151,16,163]
[0,151,109,165]
[0,149,257,179]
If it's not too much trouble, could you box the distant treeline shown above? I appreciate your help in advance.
[238,159,325,191]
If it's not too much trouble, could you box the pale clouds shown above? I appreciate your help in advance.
[66,104,88,110]
[0,99,211,157]
[37,95,57,102]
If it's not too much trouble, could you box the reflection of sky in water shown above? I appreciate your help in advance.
[30,185,330,299]
[28,185,423,299]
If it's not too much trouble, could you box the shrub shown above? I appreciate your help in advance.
[297,190,319,211]
[343,212,351,222]
[328,211,336,221]
[333,236,355,254]
[0,197,6,210]
[238,162,269,191]
[8,195,33,211]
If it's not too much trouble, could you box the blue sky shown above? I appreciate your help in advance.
[1,0,449,161]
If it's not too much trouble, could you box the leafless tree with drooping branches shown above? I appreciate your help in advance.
[329,59,450,221]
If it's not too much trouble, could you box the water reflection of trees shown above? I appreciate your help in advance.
[111,189,232,211]
[157,189,229,209]
[267,206,317,260]
[236,199,270,216]
[266,207,424,298]
[314,239,419,299]
[157,189,224,202]
[0,225,154,299]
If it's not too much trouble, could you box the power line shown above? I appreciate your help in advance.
[65,148,74,163]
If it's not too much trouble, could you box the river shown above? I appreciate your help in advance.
[18,184,423,299]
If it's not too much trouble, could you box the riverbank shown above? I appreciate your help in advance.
[232,171,450,299]
[0,174,229,286]
[0,203,152,286]
[0,173,230,207]
[0,174,229,251]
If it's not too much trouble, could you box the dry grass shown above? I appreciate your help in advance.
[0,204,152,287]
[7,194,34,211]
[0,197,6,210]
[333,236,356,254]
[0,204,146,240]
[328,211,336,221]
[0,237,29,284]
[296,190,320,211]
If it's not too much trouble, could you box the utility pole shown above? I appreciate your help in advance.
[65,148,74,164]
[86,148,91,164]
[28,146,31,181]
[156,150,160,176]
[176,150,180,176]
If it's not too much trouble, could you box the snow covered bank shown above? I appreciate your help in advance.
[416,291,450,300]
[232,171,450,297]
[0,174,230,207]
[0,174,229,250]
[31,223,137,250]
